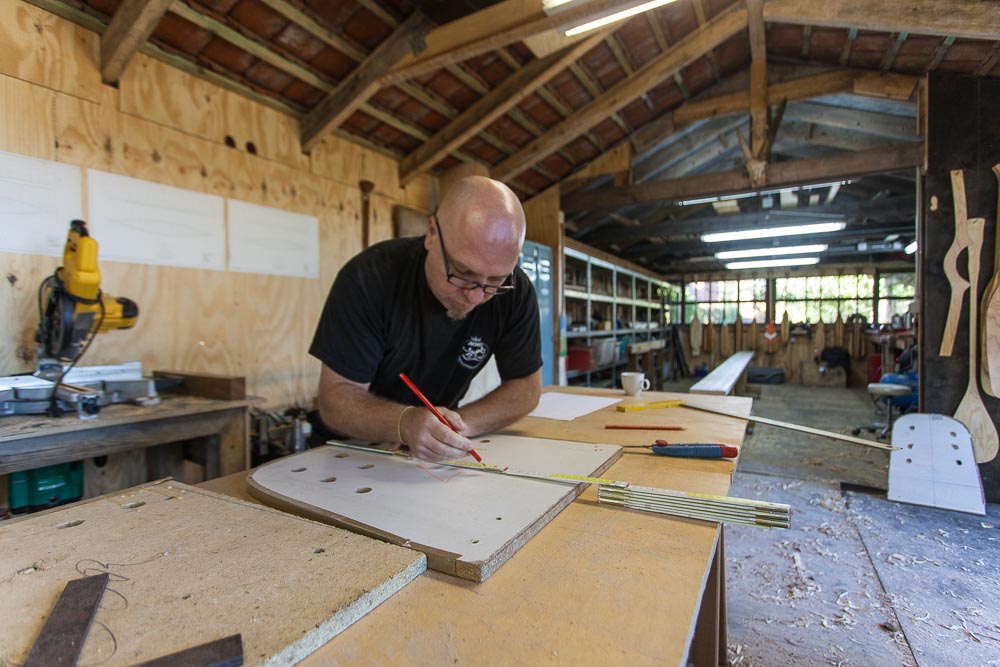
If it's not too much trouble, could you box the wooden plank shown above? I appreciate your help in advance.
[248,437,622,582]
[562,142,924,212]
[399,31,606,184]
[491,3,748,181]
[690,351,753,395]
[763,0,1000,41]
[301,11,432,152]
[23,573,109,667]
[152,370,246,400]
[99,0,171,84]
[783,102,918,140]
[0,481,425,666]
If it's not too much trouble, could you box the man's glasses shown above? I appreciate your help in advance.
[434,216,515,295]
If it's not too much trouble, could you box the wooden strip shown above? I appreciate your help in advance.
[680,402,898,451]
[940,172,972,357]
[131,634,243,667]
[100,0,172,84]
[24,573,109,667]
[980,163,1000,397]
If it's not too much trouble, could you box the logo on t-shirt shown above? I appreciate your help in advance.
[458,336,489,370]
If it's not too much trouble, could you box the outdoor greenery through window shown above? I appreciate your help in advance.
[775,274,874,323]
[682,273,915,325]
[684,279,767,323]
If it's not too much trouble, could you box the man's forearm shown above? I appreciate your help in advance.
[318,381,408,444]
[458,371,542,436]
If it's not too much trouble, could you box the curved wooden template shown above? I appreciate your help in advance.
[953,217,999,462]
[720,322,733,357]
[780,312,790,346]
[748,319,759,351]
[814,317,826,351]
[734,317,744,351]
[979,163,1000,396]
[689,316,703,357]
[833,313,844,347]
[941,170,972,357]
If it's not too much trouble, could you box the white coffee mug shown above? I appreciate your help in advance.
[621,372,650,397]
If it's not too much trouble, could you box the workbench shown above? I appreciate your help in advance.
[202,386,751,666]
[0,394,252,478]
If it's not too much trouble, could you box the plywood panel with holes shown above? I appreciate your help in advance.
[118,54,309,172]
[310,134,368,185]
[0,2,104,103]
[249,437,622,582]
[0,481,426,666]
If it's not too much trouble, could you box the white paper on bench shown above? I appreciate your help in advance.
[527,392,622,420]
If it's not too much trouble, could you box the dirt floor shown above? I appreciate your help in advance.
[662,380,1000,666]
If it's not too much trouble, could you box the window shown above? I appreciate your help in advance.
[684,279,766,323]
[878,272,915,323]
[775,274,874,323]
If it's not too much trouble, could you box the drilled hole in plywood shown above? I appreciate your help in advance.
[122,501,145,509]
[956,460,963,465]
[355,487,372,494]
[496,517,502,521]
[359,464,374,470]
[471,539,480,544]
[291,467,307,472]
[906,443,913,449]
[56,520,84,529]
[321,477,337,483]
[479,439,490,444]
[335,453,349,459]
[952,443,959,450]
[906,458,912,464]
[908,425,915,430]
[949,431,957,437]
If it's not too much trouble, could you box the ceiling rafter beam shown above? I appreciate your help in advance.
[301,11,432,152]
[925,35,956,72]
[100,0,172,84]
[763,0,1000,40]
[690,0,723,81]
[880,32,909,71]
[491,2,749,182]
[561,142,924,213]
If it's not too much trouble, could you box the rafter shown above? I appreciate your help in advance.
[782,102,918,140]
[100,0,172,84]
[561,143,924,213]
[764,0,1000,40]
[301,11,432,152]
[398,32,605,184]
[491,3,749,182]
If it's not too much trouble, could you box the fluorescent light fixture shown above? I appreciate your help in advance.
[702,221,846,243]
[564,0,679,36]
[905,240,917,254]
[678,180,854,207]
[715,244,828,260]
[724,257,821,270]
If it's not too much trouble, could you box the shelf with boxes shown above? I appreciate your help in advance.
[563,243,670,387]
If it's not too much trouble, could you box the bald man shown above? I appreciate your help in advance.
[310,176,543,462]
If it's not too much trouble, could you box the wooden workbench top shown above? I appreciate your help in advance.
[200,386,753,665]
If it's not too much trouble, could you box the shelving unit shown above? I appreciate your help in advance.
[563,244,672,387]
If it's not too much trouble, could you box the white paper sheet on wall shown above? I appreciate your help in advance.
[87,169,226,270]
[227,199,319,278]
[0,151,83,257]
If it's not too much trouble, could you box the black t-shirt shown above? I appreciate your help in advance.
[309,237,542,409]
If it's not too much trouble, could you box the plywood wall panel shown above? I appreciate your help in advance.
[118,54,309,172]
[310,135,368,185]
[0,74,55,160]
[0,2,103,103]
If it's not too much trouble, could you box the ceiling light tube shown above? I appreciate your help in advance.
[702,221,846,243]
[905,240,917,255]
[564,0,680,36]
[724,257,821,270]
[715,244,828,260]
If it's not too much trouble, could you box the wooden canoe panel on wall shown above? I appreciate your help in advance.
[0,481,425,666]
[249,437,622,582]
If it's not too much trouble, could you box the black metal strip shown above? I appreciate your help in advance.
[24,572,110,667]
[130,634,244,667]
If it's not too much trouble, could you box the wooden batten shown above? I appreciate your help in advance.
[0,0,435,409]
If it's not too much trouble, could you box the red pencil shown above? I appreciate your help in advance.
[604,424,686,431]
[399,373,483,462]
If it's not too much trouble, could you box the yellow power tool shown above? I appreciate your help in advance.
[36,220,139,362]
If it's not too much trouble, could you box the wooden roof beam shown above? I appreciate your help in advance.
[100,0,172,84]
[763,0,1000,41]
[491,2,749,183]
[398,31,606,185]
[561,142,924,212]
[301,11,433,153]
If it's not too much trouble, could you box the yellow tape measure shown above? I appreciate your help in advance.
[616,399,685,412]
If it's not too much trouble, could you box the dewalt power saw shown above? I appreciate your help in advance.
[36,220,139,363]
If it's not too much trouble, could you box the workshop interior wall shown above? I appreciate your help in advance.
[0,1,436,408]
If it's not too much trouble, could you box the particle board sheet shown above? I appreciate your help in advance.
[248,436,622,582]
[0,480,425,667]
